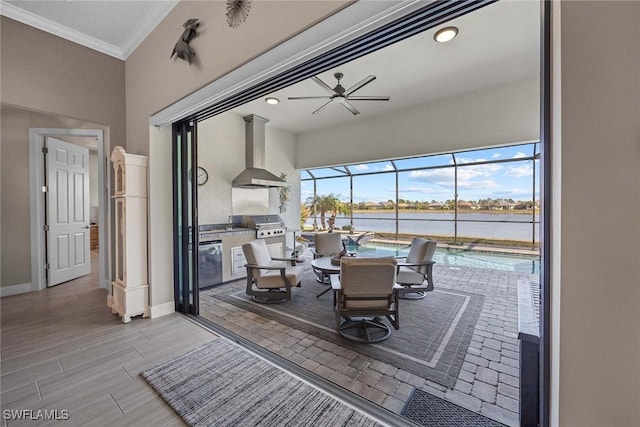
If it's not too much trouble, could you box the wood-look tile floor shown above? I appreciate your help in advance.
[1,254,217,426]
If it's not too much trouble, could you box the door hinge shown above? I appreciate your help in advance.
[42,186,48,193]
[43,224,49,231]
[42,147,48,154]
[44,263,50,270]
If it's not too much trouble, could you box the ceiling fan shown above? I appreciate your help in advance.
[288,72,390,115]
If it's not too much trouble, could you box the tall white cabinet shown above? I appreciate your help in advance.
[107,146,149,323]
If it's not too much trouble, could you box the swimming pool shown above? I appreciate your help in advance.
[345,243,540,274]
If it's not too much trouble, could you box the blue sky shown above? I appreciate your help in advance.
[301,143,540,203]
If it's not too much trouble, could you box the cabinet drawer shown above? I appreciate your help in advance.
[231,247,245,260]
[232,261,246,277]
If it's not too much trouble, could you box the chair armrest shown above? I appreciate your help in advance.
[396,260,435,268]
[245,263,287,272]
[330,274,342,290]
[270,257,297,266]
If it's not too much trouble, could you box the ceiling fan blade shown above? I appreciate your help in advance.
[311,76,337,95]
[288,96,332,100]
[347,96,391,101]
[339,99,360,115]
[312,100,333,115]
[345,75,376,96]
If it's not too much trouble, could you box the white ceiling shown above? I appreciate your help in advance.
[0,0,178,59]
[231,0,540,135]
[0,0,539,135]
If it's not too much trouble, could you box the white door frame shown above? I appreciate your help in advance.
[29,128,109,291]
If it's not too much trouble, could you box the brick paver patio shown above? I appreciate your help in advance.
[200,257,539,426]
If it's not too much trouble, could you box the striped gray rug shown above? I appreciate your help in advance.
[141,338,382,427]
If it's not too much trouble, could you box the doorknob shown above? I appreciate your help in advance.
[84,225,90,229]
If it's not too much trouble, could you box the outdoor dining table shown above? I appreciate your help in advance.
[310,256,344,299]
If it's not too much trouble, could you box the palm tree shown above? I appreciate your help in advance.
[306,194,349,230]
[300,203,311,229]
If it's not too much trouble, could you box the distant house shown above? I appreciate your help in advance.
[397,202,417,209]
[494,200,516,210]
[457,201,474,210]
[364,202,385,210]
[428,202,447,210]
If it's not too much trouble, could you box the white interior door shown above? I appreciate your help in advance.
[47,137,91,286]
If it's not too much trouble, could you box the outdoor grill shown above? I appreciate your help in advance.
[241,214,286,239]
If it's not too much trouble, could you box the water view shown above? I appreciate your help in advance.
[306,212,540,242]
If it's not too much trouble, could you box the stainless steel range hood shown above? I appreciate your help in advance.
[232,114,286,188]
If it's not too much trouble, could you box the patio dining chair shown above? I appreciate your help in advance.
[242,239,303,303]
[395,237,437,299]
[311,232,344,297]
[333,257,399,343]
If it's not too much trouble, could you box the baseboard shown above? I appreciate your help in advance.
[149,301,175,319]
[0,282,33,297]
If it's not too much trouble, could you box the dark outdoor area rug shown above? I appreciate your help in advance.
[141,338,382,427]
[402,389,506,426]
[214,264,484,389]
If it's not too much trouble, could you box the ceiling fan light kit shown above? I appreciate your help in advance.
[288,72,390,116]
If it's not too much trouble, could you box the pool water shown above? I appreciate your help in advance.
[346,243,540,274]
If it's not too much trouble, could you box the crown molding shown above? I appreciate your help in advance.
[120,1,179,59]
[0,0,179,60]
[0,1,122,58]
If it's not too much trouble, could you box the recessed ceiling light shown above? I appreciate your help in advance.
[265,97,280,105]
[434,26,458,43]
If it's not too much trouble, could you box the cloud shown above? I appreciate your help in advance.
[398,187,454,199]
[513,152,528,159]
[456,156,487,164]
[353,164,369,171]
[504,163,533,178]
[407,166,502,191]
[492,153,502,159]
[399,186,433,194]
[409,163,502,182]
[506,189,532,195]
[457,180,499,189]
[384,164,395,171]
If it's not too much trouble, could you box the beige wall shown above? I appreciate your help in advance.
[0,106,107,288]
[0,17,125,147]
[148,125,174,313]
[125,0,349,155]
[552,1,640,425]
[1,107,30,287]
[1,16,125,289]
[297,78,539,168]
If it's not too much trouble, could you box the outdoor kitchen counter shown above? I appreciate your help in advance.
[219,231,256,283]
[199,227,253,242]
[198,226,255,282]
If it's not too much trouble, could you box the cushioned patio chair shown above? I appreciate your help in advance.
[242,239,303,303]
[311,232,344,284]
[332,257,399,343]
[395,237,437,299]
